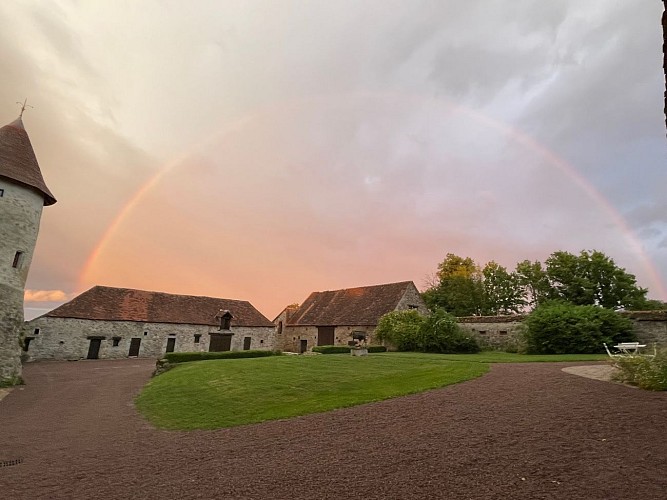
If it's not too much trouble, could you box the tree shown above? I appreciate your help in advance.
[423,254,484,316]
[515,259,550,309]
[545,250,647,310]
[482,261,524,315]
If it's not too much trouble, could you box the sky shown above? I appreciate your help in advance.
[1,0,665,320]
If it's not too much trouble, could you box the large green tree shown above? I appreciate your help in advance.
[423,254,484,316]
[482,261,524,315]
[544,250,647,309]
[515,259,551,309]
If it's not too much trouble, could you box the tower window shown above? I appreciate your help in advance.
[12,251,24,269]
[34,328,40,335]
[0,188,4,197]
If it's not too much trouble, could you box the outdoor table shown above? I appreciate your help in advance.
[613,343,646,354]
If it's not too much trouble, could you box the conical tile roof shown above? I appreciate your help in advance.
[0,117,56,205]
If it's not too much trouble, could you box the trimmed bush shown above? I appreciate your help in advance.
[522,302,635,354]
[312,345,351,354]
[164,350,281,364]
[613,349,667,390]
[312,345,388,354]
[376,309,479,354]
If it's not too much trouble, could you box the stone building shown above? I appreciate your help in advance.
[274,281,428,353]
[24,286,275,360]
[0,115,56,385]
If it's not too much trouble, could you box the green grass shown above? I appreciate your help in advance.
[136,351,608,430]
[376,352,609,363]
[136,354,488,429]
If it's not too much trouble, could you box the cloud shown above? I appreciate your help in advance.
[24,289,71,302]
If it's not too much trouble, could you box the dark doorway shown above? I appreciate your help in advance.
[299,339,308,354]
[87,338,102,359]
[128,338,141,357]
[209,333,232,352]
[243,337,252,350]
[166,337,176,353]
[317,326,335,346]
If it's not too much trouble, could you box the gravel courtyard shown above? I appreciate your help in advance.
[1,358,665,499]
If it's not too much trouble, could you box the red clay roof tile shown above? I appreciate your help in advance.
[288,281,415,326]
[45,286,273,327]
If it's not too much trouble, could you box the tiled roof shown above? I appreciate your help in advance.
[44,286,273,327]
[288,281,415,326]
[0,117,56,205]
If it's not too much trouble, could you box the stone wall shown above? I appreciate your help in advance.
[457,311,667,349]
[0,180,44,384]
[23,317,275,360]
[395,283,430,314]
[458,316,526,350]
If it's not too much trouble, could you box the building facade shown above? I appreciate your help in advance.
[0,116,56,384]
[274,281,428,352]
[24,286,275,360]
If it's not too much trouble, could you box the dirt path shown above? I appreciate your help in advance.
[1,359,665,499]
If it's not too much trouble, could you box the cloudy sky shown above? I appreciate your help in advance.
[2,0,665,320]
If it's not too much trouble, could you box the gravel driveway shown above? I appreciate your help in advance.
[1,358,665,499]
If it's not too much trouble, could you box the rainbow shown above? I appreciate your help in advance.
[77,92,667,299]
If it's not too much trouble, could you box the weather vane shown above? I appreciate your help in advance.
[16,98,33,118]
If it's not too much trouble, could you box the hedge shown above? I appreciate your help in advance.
[312,345,387,354]
[163,350,281,364]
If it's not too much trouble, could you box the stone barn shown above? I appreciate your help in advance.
[274,281,428,353]
[24,286,275,360]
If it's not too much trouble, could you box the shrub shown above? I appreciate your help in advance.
[375,310,426,351]
[312,345,388,354]
[312,345,351,354]
[420,309,480,353]
[522,302,635,354]
[376,309,479,354]
[613,349,667,391]
[164,350,281,364]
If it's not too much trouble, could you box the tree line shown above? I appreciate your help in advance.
[422,250,664,316]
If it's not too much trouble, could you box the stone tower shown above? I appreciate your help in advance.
[0,116,56,385]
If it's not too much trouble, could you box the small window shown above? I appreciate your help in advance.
[408,304,419,310]
[277,321,283,334]
[0,188,4,197]
[194,334,202,344]
[112,337,121,347]
[12,251,24,269]
[144,331,148,336]
[34,328,40,335]
[260,339,264,344]
[499,330,508,336]
[478,330,487,335]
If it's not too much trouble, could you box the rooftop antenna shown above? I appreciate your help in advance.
[16,98,33,118]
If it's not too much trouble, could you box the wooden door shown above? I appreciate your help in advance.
[243,337,252,350]
[128,338,141,357]
[166,337,176,353]
[299,339,308,353]
[317,326,335,346]
[209,334,232,352]
[87,339,102,359]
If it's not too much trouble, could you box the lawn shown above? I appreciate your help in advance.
[136,354,488,429]
[136,352,608,430]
